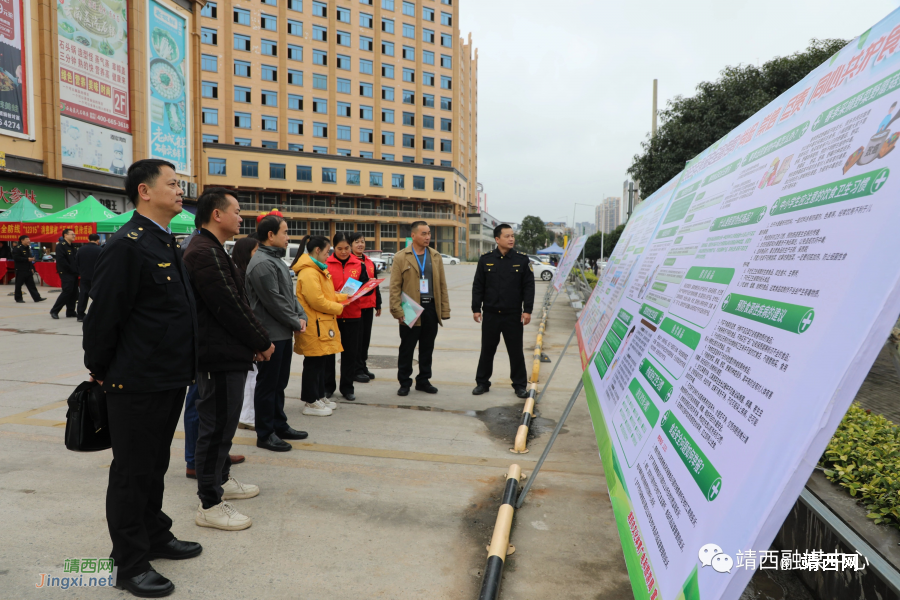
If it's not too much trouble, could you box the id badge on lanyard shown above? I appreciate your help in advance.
[420,277,429,294]
[415,250,429,294]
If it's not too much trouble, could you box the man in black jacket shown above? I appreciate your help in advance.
[184,187,275,531]
[75,233,102,321]
[83,159,201,599]
[12,234,46,303]
[471,224,536,398]
[50,228,79,318]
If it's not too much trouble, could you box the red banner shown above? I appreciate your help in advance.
[21,222,96,243]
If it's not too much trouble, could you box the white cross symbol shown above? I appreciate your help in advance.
[873,169,889,192]
[709,478,721,500]
[800,309,814,333]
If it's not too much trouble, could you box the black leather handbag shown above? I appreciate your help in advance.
[64,381,111,452]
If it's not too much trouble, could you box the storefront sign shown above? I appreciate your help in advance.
[0,178,65,212]
[60,116,132,174]
[66,187,132,213]
[0,0,30,137]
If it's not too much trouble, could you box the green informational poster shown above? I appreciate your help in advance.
[577,8,900,599]
[0,179,65,213]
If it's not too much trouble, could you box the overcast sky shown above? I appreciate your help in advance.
[459,0,900,226]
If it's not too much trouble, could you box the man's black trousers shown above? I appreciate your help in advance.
[475,312,528,391]
[356,307,374,376]
[397,300,438,388]
[195,370,247,509]
[14,269,40,301]
[77,278,92,318]
[326,317,360,396]
[50,274,78,316]
[106,387,186,579]
[253,339,292,441]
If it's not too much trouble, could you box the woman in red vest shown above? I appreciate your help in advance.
[325,232,363,400]
[348,232,382,381]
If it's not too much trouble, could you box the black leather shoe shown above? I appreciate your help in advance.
[147,538,202,561]
[415,383,439,394]
[515,388,529,399]
[397,386,410,396]
[472,385,490,395]
[276,426,308,440]
[49,312,59,319]
[366,371,375,379]
[66,313,77,318]
[15,300,25,303]
[114,569,174,598]
[257,433,292,452]
[77,317,84,322]
[343,392,356,401]
[325,392,333,399]
[353,374,370,383]
[36,297,47,302]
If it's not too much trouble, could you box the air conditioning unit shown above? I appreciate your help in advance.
[177,181,198,198]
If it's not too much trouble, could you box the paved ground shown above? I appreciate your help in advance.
[0,265,629,599]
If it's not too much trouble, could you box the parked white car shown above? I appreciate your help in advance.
[441,254,460,265]
[530,258,557,281]
[363,250,387,273]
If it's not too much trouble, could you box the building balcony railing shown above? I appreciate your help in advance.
[240,203,464,222]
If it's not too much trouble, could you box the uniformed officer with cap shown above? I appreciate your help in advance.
[471,223,535,398]
[83,159,201,598]
[49,228,79,318]
[12,234,46,303]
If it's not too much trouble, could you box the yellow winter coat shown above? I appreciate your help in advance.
[292,254,347,356]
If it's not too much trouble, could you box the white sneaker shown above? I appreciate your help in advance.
[195,501,252,531]
[303,400,333,416]
[222,476,260,500]
[321,398,337,410]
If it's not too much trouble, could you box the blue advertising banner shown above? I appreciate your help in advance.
[147,0,189,173]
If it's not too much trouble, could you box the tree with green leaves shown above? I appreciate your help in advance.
[604,224,626,259]
[628,38,847,197]
[584,223,627,267]
[518,216,550,254]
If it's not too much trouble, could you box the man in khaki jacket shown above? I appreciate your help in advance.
[389,221,451,396]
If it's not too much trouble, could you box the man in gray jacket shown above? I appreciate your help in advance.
[245,216,308,452]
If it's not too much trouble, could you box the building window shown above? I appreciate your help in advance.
[423,50,434,65]
[382,17,394,33]
[402,111,414,126]
[441,96,451,110]
[234,137,251,146]
[314,122,328,137]
[313,24,327,41]
[423,72,434,86]
[441,160,451,167]
[262,116,278,131]
[234,7,250,25]
[201,54,217,71]
[423,93,434,107]
[422,137,434,150]
[234,112,251,128]
[402,68,415,83]
[402,89,414,104]
[262,65,278,81]
[209,158,226,175]
[382,86,394,101]
[360,12,373,27]
[311,221,328,236]
[423,115,434,129]
[202,81,218,98]
[337,78,351,93]
[313,97,327,113]
[370,172,383,186]
[262,0,276,6]
[403,155,414,163]
[382,108,394,123]
[313,73,328,89]
[312,0,327,17]
[337,101,351,117]
[337,125,351,141]
[382,131,394,145]
[422,28,434,44]
[382,0,394,9]
[382,63,394,78]
[289,94,303,110]
[441,33,452,47]
[322,167,337,183]
[288,45,303,61]
[336,30,350,46]
[234,60,250,77]
[337,54,351,70]
[440,75,451,90]
[402,1,414,16]
[287,221,307,236]
[270,163,286,179]
[360,151,373,158]
[336,6,350,22]
[423,158,433,165]
[297,165,313,181]
[201,1,217,18]
[234,33,250,51]
[402,45,414,60]
[392,174,404,188]
[440,54,451,69]
[202,107,218,125]
[381,223,396,238]
[360,105,373,120]
[347,169,361,185]
[382,153,394,161]
[413,175,425,190]
[201,27,217,45]
[382,40,394,56]
[262,39,277,56]
[360,82,373,97]
[360,128,373,143]
[203,134,219,144]
[261,141,278,149]
[313,49,327,65]
[360,58,373,74]
[360,36,373,51]
[288,19,303,35]
[289,144,304,152]
[423,6,434,21]
[242,161,259,177]
[402,133,414,148]
[402,23,414,39]
[289,119,303,134]
[289,0,302,11]
[260,13,277,30]
[441,11,452,26]
[313,146,327,153]
[337,148,352,156]
[441,139,451,152]
[440,118,451,132]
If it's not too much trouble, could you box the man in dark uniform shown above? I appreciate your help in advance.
[83,159,201,599]
[471,223,536,398]
[75,233,102,322]
[49,228,79,319]
[13,234,46,303]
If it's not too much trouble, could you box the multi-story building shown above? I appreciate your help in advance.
[595,197,621,234]
[197,0,478,255]
[466,209,498,259]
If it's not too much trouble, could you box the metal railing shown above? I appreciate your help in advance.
[239,202,462,222]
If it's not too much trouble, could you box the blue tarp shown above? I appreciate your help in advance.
[537,243,565,255]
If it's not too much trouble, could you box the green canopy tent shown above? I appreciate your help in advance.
[97,209,197,235]
[24,196,118,243]
[0,200,49,241]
